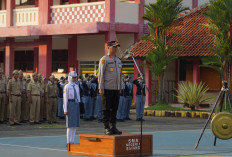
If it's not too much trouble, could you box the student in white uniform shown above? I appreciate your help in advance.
[63,71,81,145]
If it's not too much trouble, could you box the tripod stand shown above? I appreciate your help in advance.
[195,81,232,149]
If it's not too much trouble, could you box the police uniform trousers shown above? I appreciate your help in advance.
[47,97,57,122]
[96,94,102,120]
[117,96,126,120]
[10,95,21,124]
[40,96,45,120]
[20,92,27,121]
[136,95,145,119]
[57,97,64,117]
[30,95,40,123]
[66,100,80,128]
[102,90,119,129]
[4,95,9,121]
[24,97,30,121]
[0,93,6,121]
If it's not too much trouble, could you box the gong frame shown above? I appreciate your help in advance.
[195,81,232,149]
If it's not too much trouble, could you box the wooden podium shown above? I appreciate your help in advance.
[67,133,153,157]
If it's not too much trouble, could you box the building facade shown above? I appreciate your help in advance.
[0,0,209,106]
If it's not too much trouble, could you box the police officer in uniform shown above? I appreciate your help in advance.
[24,75,31,121]
[46,75,58,124]
[38,74,45,122]
[98,41,123,135]
[7,70,22,126]
[0,69,6,124]
[27,72,41,124]
[18,70,27,123]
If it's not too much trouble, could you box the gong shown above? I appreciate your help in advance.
[211,112,232,140]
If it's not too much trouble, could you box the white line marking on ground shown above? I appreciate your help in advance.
[0,143,66,152]
[134,129,211,134]
[0,135,66,140]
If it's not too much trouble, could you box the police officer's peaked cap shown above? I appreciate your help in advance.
[18,70,23,74]
[79,75,83,80]
[13,70,19,75]
[69,71,78,77]
[32,72,38,77]
[107,41,120,47]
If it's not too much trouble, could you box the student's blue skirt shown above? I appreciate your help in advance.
[66,101,80,128]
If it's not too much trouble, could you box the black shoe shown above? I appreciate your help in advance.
[0,121,3,124]
[104,128,113,135]
[125,118,132,120]
[35,122,41,124]
[111,128,122,135]
[117,119,124,122]
[48,121,52,124]
[136,118,141,121]
[20,120,27,123]
[14,123,21,125]
[98,119,102,123]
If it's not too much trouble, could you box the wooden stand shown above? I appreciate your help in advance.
[67,133,153,157]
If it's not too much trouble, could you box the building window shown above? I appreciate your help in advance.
[52,50,68,73]
[15,51,34,72]
[15,0,35,5]
[0,51,3,62]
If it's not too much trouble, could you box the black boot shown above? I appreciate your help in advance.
[110,123,122,135]
[104,128,113,135]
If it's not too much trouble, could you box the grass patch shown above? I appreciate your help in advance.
[145,101,190,111]
[34,124,66,129]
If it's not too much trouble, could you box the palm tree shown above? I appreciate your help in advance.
[142,0,188,102]
[201,0,232,87]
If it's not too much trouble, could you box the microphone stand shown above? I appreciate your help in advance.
[130,53,148,157]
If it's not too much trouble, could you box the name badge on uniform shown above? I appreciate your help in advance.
[110,68,114,72]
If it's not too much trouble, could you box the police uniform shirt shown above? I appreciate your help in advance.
[19,79,27,94]
[45,83,58,98]
[27,80,41,95]
[63,83,81,113]
[98,54,123,90]
[7,78,22,95]
[0,78,6,93]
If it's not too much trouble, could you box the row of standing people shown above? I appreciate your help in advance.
[0,69,66,126]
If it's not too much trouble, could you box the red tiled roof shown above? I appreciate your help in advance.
[131,3,215,58]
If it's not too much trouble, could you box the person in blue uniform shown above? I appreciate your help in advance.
[90,75,98,120]
[63,71,81,145]
[57,77,65,119]
[133,74,146,121]
[82,74,92,121]
[123,75,133,120]
[117,76,126,122]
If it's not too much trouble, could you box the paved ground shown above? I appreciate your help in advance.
[0,115,231,157]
